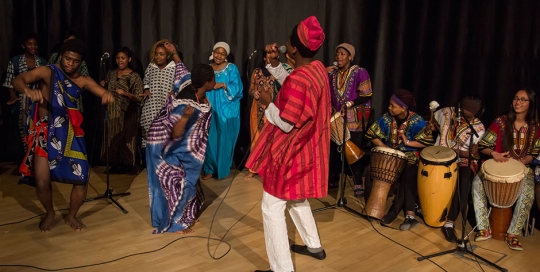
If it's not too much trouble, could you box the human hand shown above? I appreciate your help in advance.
[518,155,532,165]
[116,89,126,96]
[102,91,115,104]
[253,90,260,100]
[163,42,177,54]
[138,89,151,98]
[215,82,227,90]
[183,104,194,118]
[259,90,272,106]
[7,95,20,105]
[492,151,510,162]
[326,66,337,73]
[285,53,295,69]
[25,89,44,104]
[426,121,437,131]
[265,43,280,60]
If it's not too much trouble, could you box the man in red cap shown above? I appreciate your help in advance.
[246,15,330,272]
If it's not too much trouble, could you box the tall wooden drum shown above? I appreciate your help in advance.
[365,146,407,220]
[417,146,458,227]
[481,159,526,240]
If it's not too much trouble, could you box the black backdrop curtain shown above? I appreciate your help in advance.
[1,0,540,162]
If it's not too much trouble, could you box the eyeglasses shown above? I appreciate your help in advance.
[213,51,227,57]
[513,97,530,103]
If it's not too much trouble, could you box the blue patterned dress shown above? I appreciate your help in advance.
[146,73,212,233]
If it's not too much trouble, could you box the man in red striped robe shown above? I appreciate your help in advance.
[246,16,331,272]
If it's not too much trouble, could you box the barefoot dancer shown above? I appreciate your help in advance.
[13,39,114,232]
[146,57,215,234]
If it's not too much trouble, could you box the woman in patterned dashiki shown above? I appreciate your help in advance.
[472,89,540,251]
[245,49,292,180]
[146,63,215,234]
[364,89,427,230]
[140,39,179,150]
[100,46,144,175]
[202,42,243,180]
[326,43,372,194]
[3,33,48,160]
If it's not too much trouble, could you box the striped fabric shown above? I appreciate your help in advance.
[246,60,331,200]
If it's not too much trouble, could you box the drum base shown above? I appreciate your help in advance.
[365,180,392,220]
[489,207,513,241]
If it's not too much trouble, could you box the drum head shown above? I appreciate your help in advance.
[481,159,527,183]
[419,146,457,165]
[371,146,406,158]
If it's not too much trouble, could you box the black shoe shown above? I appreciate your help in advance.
[290,244,326,260]
[442,226,457,243]
[381,213,395,225]
[399,217,419,231]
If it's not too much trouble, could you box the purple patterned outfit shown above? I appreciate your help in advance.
[146,63,212,233]
[328,65,372,190]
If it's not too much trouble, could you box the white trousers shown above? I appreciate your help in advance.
[261,191,322,272]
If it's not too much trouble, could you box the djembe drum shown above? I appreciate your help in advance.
[417,146,458,227]
[365,146,407,219]
[330,112,364,164]
[481,159,527,240]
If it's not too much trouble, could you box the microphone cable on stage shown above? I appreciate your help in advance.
[339,161,449,272]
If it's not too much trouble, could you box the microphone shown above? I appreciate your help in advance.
[101,52,110,62]
[278,45,287,54]
[333,61,338,67]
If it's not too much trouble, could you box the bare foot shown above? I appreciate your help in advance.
[175,228,194,234]
[65,217,86,231]
[201,173,213,180]
[244,173,256,180]
[39,212,55,233]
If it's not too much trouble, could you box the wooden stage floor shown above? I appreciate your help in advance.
[0,162,538,272]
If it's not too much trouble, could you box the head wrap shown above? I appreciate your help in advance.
[391,89,416,109]
[459,97,482,115]
[209,41,230,60]
[290,16,325,57]
[336,43,355,59]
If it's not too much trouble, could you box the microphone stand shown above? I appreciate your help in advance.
[418,113,506,272]
[312,104,368,220]
[84,56,131,214]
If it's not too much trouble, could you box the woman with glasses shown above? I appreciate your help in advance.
[472,89,540,250]
[202,42,243,180]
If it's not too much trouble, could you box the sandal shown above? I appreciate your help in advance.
[505,235,523,251]
[353,185,364,196]
[474,229,492,242]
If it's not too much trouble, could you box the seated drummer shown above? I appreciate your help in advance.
[412,95,485,242]
[471,89,540,251]
[364,89,427,230]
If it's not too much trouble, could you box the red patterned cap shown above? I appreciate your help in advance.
[296,16,325,51]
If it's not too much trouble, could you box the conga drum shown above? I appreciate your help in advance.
[481,159,526,240]
[365,146,407,219]
[330,112,364,164]
[417,146,458,227]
